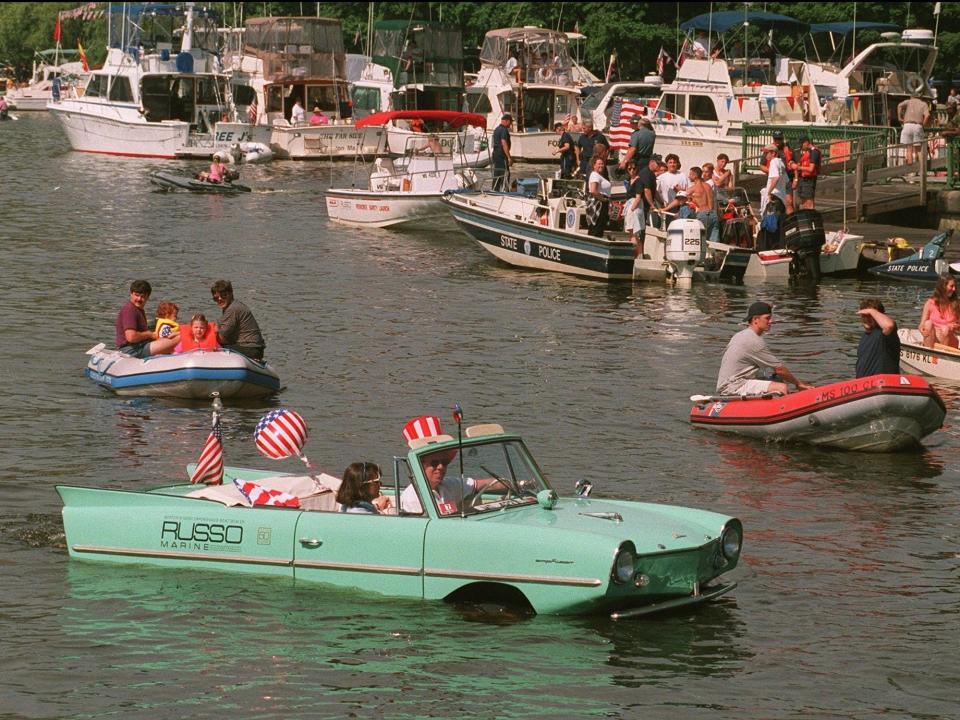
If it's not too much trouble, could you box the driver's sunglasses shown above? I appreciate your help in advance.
[426,458,448,468]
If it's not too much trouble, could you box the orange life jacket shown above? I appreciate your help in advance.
[177,322,220,351]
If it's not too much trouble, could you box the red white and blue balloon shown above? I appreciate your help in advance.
[254,409,308,459]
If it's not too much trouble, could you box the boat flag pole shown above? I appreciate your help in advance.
[453,403,465,517]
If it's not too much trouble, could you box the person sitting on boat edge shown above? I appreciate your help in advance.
[154,301,179,340]
[919,275,960,349]
[115,280,179,359]
[174,313,221,353]
[210,279,266,361]
[716,301,811,397]
[336,461,392,514]
[856,299,900,378]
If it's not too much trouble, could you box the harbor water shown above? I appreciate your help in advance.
[1,114,958,719]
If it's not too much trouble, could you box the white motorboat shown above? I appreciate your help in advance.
[898,329,960,381]
[325,111,483,229]
[463,27,581,162]
[49,3,230,158]
[85,344,280,399]
[4,49,88,111]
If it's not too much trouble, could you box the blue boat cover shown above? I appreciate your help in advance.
[809,22,900,36]
[680,11,809,34]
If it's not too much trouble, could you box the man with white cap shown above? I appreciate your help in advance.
[618,113,656,171]
[716,301,811,396]
[399,416,504,515]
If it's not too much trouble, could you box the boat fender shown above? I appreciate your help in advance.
[155,318,178,338]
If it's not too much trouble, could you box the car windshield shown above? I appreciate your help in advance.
[422,438,550,515]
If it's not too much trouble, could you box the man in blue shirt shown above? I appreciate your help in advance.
[492,113,513,191]
[618,115,656,171]
[552,122,576,178]
[855,298,900,378]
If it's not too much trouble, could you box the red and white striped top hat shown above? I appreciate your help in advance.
[402,415,442,447]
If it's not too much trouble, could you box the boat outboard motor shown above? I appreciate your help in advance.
[666,218,704,265]
[783,209,825,283]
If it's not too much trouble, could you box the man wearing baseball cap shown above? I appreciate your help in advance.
[716,301,811,396]
[618,113,656,171]
[492,113,513,191]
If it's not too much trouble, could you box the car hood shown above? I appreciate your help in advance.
[468,496,734,553]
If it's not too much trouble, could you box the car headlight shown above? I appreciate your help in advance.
[720,520,743,561]
[612,546,635,584]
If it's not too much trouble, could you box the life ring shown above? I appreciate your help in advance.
[905,73,925,95]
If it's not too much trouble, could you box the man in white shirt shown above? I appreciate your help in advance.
[655,153,688,209]
[290,98,305,125]
[400,448,503,515]
[763,143,789,211]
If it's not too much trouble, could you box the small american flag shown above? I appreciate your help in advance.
[233,479,301,508]
[247,95,258,125]
[608,97,649,150]
[190,420,224,485]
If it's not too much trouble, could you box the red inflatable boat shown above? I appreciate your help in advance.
[689,374,946,451]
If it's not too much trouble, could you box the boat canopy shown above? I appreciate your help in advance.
[243,17,345,81]
[36,49,80,59]
[479,27,573,76]
[680,11,809,35]
[809,22,899,36]
[372,20,463,89]
[355,110,486,130]
[108,3,220,55]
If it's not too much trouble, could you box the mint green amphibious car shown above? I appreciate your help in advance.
[58,424,743,618]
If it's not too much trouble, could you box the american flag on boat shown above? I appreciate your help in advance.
[608,97,650,150]
[233,479,301,508]
[190,419,224,485]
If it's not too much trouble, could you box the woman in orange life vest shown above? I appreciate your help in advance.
[175,313,221,353]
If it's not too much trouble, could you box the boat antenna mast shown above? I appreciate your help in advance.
[452,403,466,518]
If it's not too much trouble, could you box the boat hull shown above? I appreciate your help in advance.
[443,193,636,280]
[49,102,190,158]
[85,348,280,399]
[898,328,960,381]
[690,374,945,451]
[270,124,384,160]
[325,189,450,228]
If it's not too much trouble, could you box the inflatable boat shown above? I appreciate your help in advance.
[689,374,945,451]
[85,345,280,399]
[148,170,251,194]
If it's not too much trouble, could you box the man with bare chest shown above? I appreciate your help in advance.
[687,166,718,246]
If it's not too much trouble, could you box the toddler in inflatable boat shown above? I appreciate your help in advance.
[174,314,221,353]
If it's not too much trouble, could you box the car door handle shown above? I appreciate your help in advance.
[299,538,322,548]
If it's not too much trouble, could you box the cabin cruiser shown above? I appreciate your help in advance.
[464,27,581,162]
[199,16,381,161]
[49,3,230,158]
[4,49,88,111]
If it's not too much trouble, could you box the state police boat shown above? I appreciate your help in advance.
[689,374,945,451]
[85,344,280,399]
[868,230,956,283]
[442,177,719,283]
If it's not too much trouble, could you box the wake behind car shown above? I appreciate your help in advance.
[58,418,743,619]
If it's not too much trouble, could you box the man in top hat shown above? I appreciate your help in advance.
[716,301,811,396]
[492,113,513,191]
[618,113,656,172]
[399,416,505,515]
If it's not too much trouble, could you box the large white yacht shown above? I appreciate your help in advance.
[49,3,230,158]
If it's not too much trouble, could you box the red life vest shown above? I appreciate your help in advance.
[177,322,220,351]
[799,147,821,178]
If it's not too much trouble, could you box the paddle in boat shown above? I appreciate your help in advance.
[689,374,945,451]
[148,170,251,194]
[56,405,744,619]
[898,328,960,381]
[868,230,957,283]
[325,111,483,228]
[84,343,279,399]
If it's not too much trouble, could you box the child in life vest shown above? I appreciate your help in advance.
[175,313,221,352]
[154,301,179,339]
